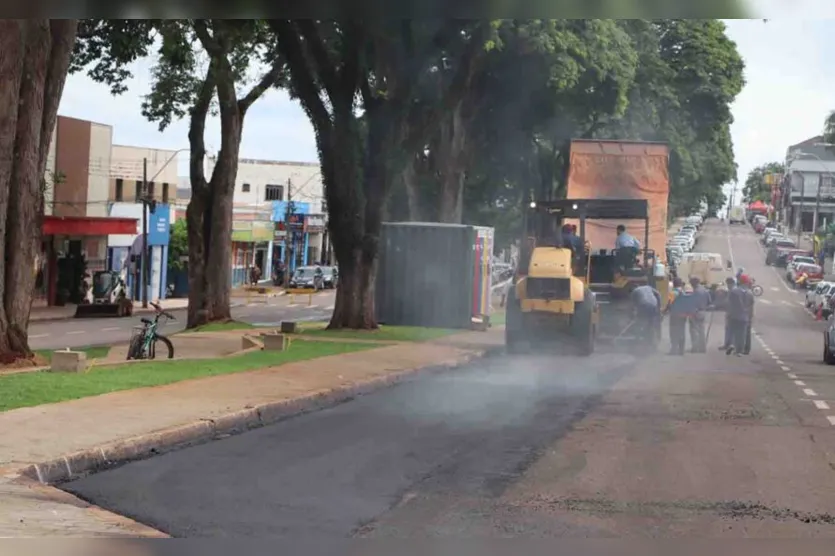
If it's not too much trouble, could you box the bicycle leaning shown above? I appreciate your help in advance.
[127,301,175,360]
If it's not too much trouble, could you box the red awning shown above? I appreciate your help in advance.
[43,216,138,236]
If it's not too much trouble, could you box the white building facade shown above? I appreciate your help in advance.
[205,157,328,282]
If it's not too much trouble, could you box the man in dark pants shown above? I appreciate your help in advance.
[688,276,710,353]
[717,277,737,351]
[630,283,662,345]
[739,274,755,354]
[667,279,698,355]
[726,275,755,356]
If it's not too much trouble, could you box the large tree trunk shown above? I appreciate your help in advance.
[326,107,391,330]
[185,65,240,328]
[436,101,468,223]
[0,20,76,362]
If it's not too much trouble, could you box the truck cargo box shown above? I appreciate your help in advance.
[375,222,494,329]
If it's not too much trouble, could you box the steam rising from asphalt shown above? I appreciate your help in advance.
[372,353,635,431]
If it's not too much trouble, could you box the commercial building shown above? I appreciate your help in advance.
[206,157,329,281]
[782,136,835,233]
[106,145,177,301]
[38,116,138,306]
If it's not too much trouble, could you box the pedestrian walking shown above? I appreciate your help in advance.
[726,274,755,356]
[717,277,737,351]
[688,276,710,353]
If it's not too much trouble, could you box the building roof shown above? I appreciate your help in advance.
[787,135,835,162]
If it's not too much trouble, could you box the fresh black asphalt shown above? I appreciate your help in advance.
[62,351,636,537]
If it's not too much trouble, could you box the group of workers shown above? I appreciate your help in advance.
[630,272,755,356]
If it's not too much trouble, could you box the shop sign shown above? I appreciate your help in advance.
[305,214,325,233]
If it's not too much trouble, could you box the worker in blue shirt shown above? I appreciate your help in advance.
[561,224,583,252]
[666,278,700,355]
[615,225,641,250]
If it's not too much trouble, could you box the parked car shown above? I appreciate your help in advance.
[287,266,335,290]
[806,281,834,311]
[790,263,824,289]
[787,255,817,279]
[771,248,811,268]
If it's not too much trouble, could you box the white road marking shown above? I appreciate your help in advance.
[66,330,85,335]
[307,305,320,309]
[326,306,335,311]
[804,388,818,397]
[794,380,807,386]
[770,287,780,292]
[787,372,797,378]
[101,327,121,331]
[776,359,784,365]
[288,303,301,307]
[815,400,831,410]
[28,333,49,339]
[771,355,779,360]
[828,416,835,426]
[759,298,773,304]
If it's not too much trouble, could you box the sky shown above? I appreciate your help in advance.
[57,9,835,196]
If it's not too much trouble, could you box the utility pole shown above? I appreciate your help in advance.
[798,174,805,246]
[284,177,295,272]
[814,173,823,236]
[141,158,149,308]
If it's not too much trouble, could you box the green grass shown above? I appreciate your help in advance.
[186,320,256,333]
[35,345,111,364]
[490,310,506,326]
[300,323,459,342]
[0,339,374,413]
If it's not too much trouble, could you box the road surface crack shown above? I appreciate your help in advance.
[516,496,835,524]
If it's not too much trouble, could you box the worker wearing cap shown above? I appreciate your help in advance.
[717,276,737,352]
[665,278,698,355]
[726,274,755,356]
[688,276,710,353]
[561,223,583,251]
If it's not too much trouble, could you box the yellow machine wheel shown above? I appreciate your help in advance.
[571,289,596,356]
[505,286,524,354]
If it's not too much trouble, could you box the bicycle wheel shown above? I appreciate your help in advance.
[127,333,145,360]
[752,285,763,297]
[150,335,174,360]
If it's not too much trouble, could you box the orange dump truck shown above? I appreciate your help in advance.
[564,139,670,258]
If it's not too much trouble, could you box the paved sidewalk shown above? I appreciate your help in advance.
[0,329,500,537]
[29,298,190,323]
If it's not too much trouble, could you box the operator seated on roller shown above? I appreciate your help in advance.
[614,224,641,274]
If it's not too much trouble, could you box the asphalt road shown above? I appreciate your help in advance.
[63,220,835,537]
[28,291,336,351]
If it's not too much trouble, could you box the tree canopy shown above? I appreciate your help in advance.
[743,162,784,203]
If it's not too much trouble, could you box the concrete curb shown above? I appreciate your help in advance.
[16,346,503,485]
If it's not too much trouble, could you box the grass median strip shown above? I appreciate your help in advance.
[185,320,256,333]
[300,323,458,342]
[0,339,374,412]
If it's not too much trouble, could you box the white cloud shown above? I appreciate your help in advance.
[724,17,835,198]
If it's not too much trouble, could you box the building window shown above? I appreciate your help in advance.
[147,181,155,199]
[321,200,328,213]
[115,179,124,202]
[162,183,169,203]
[242,183,251,193]
[265,184,284,201]
[135,180,142,201]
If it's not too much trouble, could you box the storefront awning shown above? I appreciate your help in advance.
[43,216,138,236]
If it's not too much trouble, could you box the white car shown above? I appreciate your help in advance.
[806,281,835,311]
[674,232,695,250]
[668,238,691,253]
[789,255,817,276]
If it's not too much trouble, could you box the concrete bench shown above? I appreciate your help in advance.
[261,333,289,351]
[50,350,87,373]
